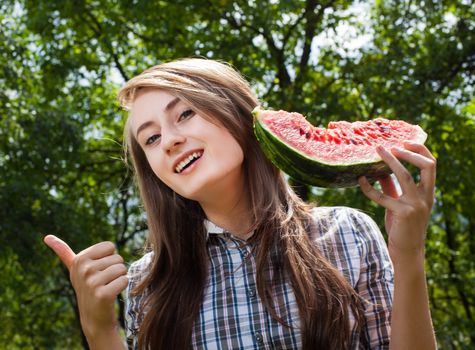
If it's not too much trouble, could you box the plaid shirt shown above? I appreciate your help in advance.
[125,206,394,349]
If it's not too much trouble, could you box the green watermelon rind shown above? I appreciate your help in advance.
[252,108,424,188]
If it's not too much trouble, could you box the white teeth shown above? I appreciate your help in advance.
[175,151,203,173]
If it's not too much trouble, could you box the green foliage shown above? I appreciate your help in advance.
[1,0,473,348]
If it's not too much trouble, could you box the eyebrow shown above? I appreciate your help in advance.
[135,97,181,139]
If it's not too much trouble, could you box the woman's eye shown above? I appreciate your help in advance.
[178,109,195,121]
[145,134,161,145]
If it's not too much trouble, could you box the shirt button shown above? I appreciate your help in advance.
[242,250,249,257]
[255,331,263,344]
[248,288,256,298]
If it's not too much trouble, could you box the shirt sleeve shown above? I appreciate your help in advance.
[124,252,153,350]
[347,209,394,349]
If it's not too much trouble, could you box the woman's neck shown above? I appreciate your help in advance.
[200,189,253,240]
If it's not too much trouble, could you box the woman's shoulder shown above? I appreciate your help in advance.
[310,205,372,221]
[125,252,154,340]
[309,205,383,242]
[309,206,385,255]
[128,251,154,283]
[308,206,389,286]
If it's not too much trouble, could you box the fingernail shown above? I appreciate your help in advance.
[44,235,59,247]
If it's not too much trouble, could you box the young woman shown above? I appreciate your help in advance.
[44,58,437,350]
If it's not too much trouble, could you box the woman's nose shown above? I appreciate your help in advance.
[161,128,186,153]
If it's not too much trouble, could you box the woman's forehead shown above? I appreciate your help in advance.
[130,90,178,118]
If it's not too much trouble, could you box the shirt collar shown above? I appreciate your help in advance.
[204,219,227,239]
[204,219,254,242]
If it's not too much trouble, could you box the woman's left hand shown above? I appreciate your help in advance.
[358,142,437,262]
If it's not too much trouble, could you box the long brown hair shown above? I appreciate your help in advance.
[119,58,364,349]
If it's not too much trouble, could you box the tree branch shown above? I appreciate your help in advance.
[118,223,148,246]
[282,11,307,47]
[444,211,473,322]
[80,7,130,81]
[297,0,336,81]
[434,58,475,94]
[223,7,292,89]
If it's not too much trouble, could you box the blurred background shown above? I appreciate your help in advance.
[0,0,474,349]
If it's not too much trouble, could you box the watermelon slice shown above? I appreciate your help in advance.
[252,107,427,188]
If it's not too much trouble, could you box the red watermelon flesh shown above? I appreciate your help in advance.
[261,110,427,165]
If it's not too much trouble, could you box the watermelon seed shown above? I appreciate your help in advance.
[367,132,378,139]
[305,131,311,139]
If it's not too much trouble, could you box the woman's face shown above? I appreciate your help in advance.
[129,88,245,203]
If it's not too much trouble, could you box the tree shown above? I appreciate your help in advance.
[1,0,473,348]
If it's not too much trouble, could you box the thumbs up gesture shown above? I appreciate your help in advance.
[44,235,128,343]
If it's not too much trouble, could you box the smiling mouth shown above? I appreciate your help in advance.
[175,151,203,173]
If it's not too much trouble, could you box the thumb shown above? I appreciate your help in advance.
[44,235,76,270]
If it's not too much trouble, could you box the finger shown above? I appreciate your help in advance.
[79,254,125,278]
[378,175,399,198]
[91,254,125,272]
[78,241,116,261]
[402,142,437,195]
[106,275,129,295]
[90,263,128,287]
[43,235,76,270]
[358,176,399,211]
[376,146,416,195]
[391,147,435,171]
[96,275,129,301]
[403,142,436,161]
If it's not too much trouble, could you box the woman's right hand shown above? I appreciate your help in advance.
[44,235,129,342]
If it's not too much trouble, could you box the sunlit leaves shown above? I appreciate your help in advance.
[1,0,474,348]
